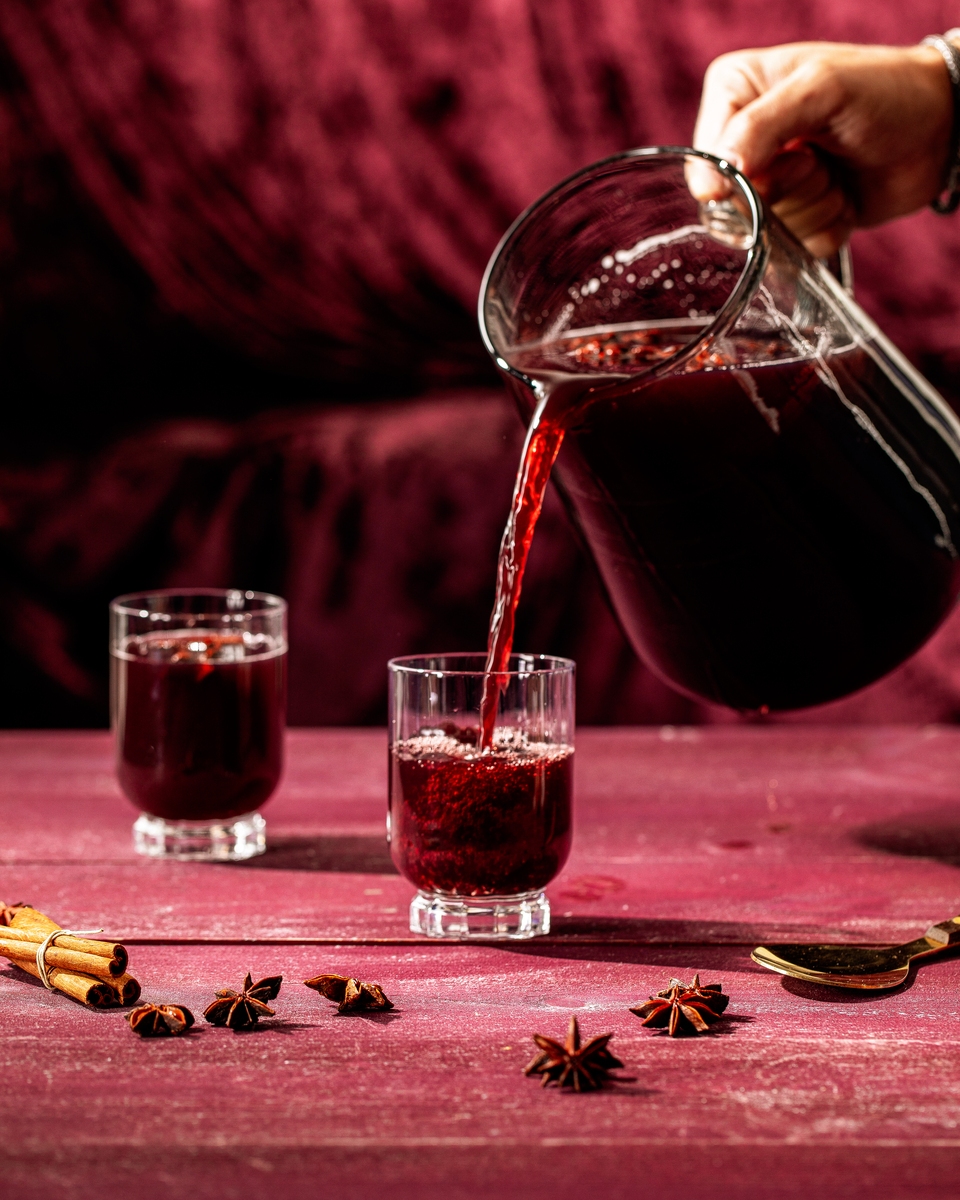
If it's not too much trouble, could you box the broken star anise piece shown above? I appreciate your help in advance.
[203,973,282,1030]
[631,974,728,1036]
[127,1003,195,1038]
[303,973,394,1013]
[524,1015,623,1092]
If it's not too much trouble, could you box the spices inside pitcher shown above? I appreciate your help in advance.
[479,149,960,718]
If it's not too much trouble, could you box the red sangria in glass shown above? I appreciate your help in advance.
[388,653,574,939]
[110,589,287,860]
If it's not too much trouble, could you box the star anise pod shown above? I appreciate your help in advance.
[0,900,28,926]
[303,973,394,1013]
[656,974,729,1015]
[203,973,282,1030]
[524,1015,623,1091]
[127,1003,195,1038]
[631,974,728,1036]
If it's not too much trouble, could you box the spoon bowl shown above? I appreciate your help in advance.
[752,916,960,990]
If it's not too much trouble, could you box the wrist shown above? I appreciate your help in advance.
[913,43,954,134]
[919,34,960,211]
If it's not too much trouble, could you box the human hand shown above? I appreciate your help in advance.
[692,41,955,257]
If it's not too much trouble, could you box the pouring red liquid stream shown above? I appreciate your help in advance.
[479,410,566,748]
[478,326,704,745]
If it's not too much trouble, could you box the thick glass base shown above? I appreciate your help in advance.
[132,811,266,861]
[409,889,550,939]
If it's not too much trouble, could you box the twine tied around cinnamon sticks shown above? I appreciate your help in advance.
[34,927,103,989]
[0,902,140,1007]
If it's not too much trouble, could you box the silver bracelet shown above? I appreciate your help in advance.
[922,30,960,213]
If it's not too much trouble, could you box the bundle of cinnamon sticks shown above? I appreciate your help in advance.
[0,902,140,1007]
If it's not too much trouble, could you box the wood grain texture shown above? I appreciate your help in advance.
[3,727,960,1196]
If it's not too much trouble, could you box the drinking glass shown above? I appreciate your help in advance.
[388,653,574,939]
[110,589,287,860]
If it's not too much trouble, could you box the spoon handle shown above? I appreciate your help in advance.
[923,916,960,947]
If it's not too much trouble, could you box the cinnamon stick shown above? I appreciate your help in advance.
[111,973,142,1006]
[4,955,117,1007]
[0,937,123,982]
[2,905,128,972]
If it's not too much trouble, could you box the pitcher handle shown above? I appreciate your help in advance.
[821,242,854,295]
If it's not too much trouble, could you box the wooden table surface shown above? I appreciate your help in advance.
[4,726,960,1199]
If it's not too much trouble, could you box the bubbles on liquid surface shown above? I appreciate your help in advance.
[396,727,572,763]
[120,630,282,663]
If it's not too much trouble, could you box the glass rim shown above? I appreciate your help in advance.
[388,652,575,678]
[478,145,767,386]
[109,588,287,620]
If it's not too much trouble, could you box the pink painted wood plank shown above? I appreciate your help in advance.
[7,1144,959,1200]
[0,729,388,860]
[3,942,960,1198]
[3,728,960,942]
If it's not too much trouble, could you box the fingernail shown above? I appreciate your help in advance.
[715,147,743,171]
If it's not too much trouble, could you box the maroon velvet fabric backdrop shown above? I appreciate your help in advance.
[3,0,960,727]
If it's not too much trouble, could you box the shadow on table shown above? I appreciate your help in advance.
[548,914,835,946]
[779,975,913,1002]
[221,1020,318,1035]
[503,944,757,978]
[640,1013,756,1037]
[855,804,960,867]
[331,1009,403,1025]
[242,834,398,874]
[499,915,769,972]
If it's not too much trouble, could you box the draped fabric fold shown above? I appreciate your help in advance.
[4,0,960,725]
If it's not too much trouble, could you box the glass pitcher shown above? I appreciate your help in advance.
[479,147,960,712]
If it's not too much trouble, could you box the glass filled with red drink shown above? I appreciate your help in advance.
[110,589,287,860]
[388,653,574,939]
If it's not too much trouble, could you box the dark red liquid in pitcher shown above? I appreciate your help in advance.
[389,728,572,896]
[114,631,286,820]
[490,324,960,712]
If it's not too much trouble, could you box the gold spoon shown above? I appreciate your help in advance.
[752,916,960,989]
